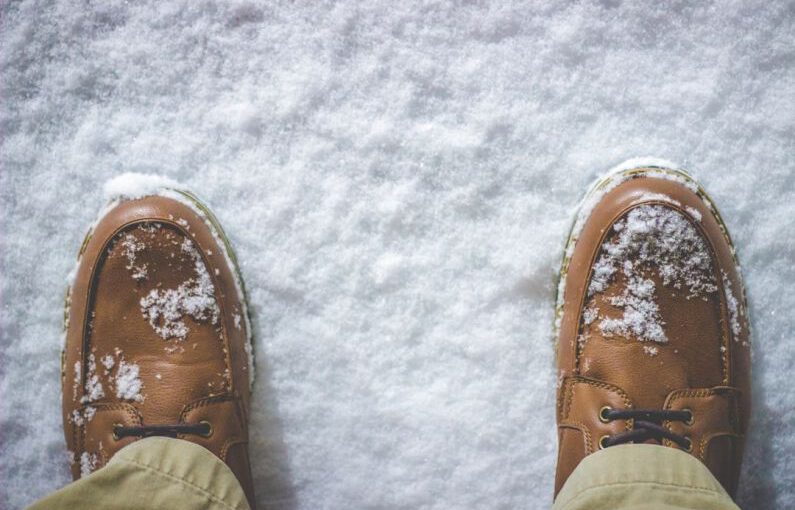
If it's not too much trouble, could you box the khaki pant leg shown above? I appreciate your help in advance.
[553,444,741,510]
[27,437,250,510]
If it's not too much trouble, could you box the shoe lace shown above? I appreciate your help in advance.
[600,408,692,450]
[113,421,212,440]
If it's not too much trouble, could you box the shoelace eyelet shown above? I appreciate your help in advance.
[599,406,612,423]
[683,408,695,426]
[112,423,123,441]
[198,420,213,438]
[599,435,610,449]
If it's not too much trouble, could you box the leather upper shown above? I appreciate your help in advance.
[62,194,255,507]
[554,169,751,498]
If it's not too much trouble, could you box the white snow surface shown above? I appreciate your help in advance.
[103,172,180,201]
[1,2,793,509]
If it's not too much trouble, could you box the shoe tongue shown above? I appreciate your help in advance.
[578,270,726,409]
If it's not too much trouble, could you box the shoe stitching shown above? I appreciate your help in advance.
[562,377,632,432]
[221,438,248,463]
[662,389,741,458]
[180,395,246,463]
[77,404,142,473]
[560,421,593,454]
[182,393,238,415]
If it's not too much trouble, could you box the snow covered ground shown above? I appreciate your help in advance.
[1,1,793,508]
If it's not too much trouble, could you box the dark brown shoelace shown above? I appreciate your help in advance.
[600,408,692,450]
[113,422,212,439]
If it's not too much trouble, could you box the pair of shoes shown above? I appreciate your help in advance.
[62,165,751,507]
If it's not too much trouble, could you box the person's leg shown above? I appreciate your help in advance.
[28,437,250,510]
[552,444,739,510]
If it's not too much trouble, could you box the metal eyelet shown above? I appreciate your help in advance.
[599,435,610,449]
[683,436,693,452]
[112,423,123,441]
[683,408,695,426]
[199,420,213,438]
[599,406,612,423]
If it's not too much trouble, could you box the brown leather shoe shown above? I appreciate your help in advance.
[62,185,256,507]
[554,164,751,499]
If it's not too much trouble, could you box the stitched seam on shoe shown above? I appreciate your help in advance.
[682,207,732,386]
[76,404,142,475]
[182,393,236,415]
[117,456,247,510]
[558,480,730,510]
[220,398,249,461]
[188,217,235,396]
[662,389,741,458]
[568,189,643,373]
[560,422,594,454]
[563,377,633,432]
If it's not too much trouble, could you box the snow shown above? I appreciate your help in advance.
[114,361,144,403]
[599,275,668,344]
[100,355,114,372]
[80,354,105,404]
[723,270,746,343]
[103,173,179,201]
[1,2,794,509]
[71,361,81,396]
[69,410,84,427]
[685,206,703,222]
[138,237,220,340]
[643,345,659,357]
[582,306,599,326]
[590,205,717,298]
[587,204,719,345]
[120,233,148,281]
[79,451,98,478]
[631,191,682,208]
[69,405,97,427]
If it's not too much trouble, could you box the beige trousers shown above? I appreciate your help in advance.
[552,444,740,510]
[28,437,250,510]
[29,439,739,510]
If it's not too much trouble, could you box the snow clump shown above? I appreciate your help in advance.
[139,237,219,340]
[80,354,104,403]
[120,233,148,281]
[79,451,99,478]
[115,360,144,402]
[722,270,746,343]
[589,204,718,344]
[101,354,115,371]
[599,275,668,343]
[103,173,180,201]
